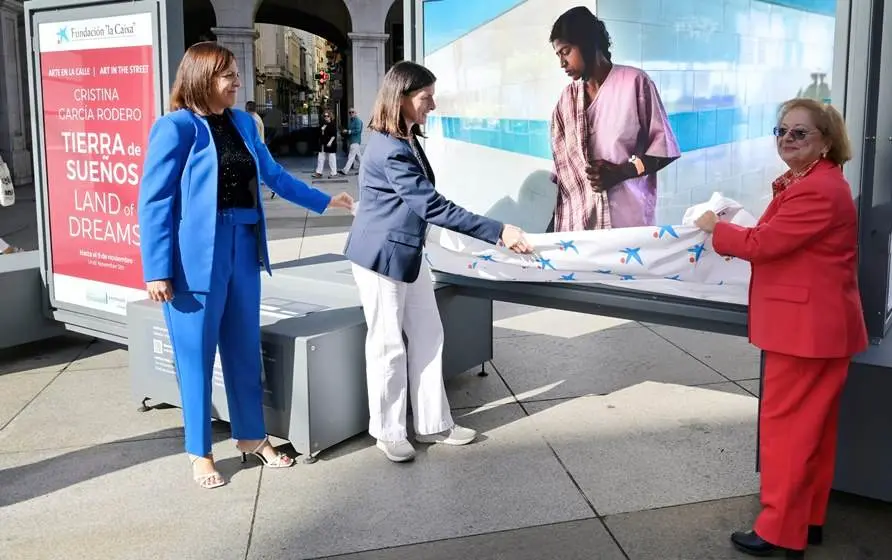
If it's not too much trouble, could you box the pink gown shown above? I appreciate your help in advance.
[551,65,680,231]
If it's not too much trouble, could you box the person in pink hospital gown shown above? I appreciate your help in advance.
[548,6,681,232]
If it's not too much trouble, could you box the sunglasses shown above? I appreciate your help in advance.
[773,126,814,141]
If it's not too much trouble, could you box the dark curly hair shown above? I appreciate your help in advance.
[549,6,613,72]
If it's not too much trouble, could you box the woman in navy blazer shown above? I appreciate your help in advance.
[344,61,532,462]
[138,42,353,488]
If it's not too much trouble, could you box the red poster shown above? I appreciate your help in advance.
[38,13,155,314]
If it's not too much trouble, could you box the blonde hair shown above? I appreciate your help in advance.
[369,61,436,139]
[778,98,852,166]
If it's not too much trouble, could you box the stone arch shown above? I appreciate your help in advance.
[183,0,217,47]
[250,0,355,138]
[185,0,398,139]
[254,0,352,46]
[384,0,404,68]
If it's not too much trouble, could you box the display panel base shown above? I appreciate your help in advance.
[833,339,892,502]
[127,260,494,458]
[0,251,65,350]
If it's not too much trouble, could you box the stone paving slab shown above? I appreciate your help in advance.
[0,366,185,453]
[247,404,594,559]
[321,519,625,560]
[444,364,514,410]
[0,335,93,376]
[0,437,258,560]
[492,302,538,321]
[62,340,130,372]
[0,366,60,429]
[694,381,754,398]
[296,228,351,260]
[522,382,760,516]
[493,308,636,339]
[645,325,760,381]
[738,379,761,397]
[604,492,892,559]
[493,328,731,401]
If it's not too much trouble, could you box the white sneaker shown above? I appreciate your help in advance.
[376,439,416,462]
[415,425,477,446]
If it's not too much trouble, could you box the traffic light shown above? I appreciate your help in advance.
[315,71,329,84]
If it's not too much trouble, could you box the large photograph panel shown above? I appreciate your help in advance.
[420,0,837,303]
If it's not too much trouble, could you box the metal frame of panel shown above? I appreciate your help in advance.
[411,0,890,349]
[22,0,183,343]
[855,0,892,339]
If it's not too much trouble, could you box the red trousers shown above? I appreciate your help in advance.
[753,351,850,550]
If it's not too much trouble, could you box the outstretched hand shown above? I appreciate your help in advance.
[500,224,534,254]
[695,210,719,233]
[329,192,354,211]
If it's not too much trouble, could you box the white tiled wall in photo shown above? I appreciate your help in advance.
[422,0,838,228]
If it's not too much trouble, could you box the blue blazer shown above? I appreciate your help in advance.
[344,130,503,283]
[138,108,331,292]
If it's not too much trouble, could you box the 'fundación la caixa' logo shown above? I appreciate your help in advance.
[56,20,138,44]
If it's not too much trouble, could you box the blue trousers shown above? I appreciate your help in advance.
[163,208,266,457]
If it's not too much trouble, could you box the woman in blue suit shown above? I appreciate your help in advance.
[344,61,533,462]
[139,42,353,489]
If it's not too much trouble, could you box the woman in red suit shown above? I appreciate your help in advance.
[695,98,868,558]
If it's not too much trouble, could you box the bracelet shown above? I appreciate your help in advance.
[629,155,646,177]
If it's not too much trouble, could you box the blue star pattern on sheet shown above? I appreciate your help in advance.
[557,240,579,254]
[620,247,643,265]
[687,243,706,263]
[536,255,556,270]
[421,220,749,298]
[655,225,679,239]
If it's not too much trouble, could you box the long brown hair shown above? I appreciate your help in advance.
[170,42,235,114]
[369,61,436,139]
[777,98,852,166]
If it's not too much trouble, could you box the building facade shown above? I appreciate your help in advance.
[0,0,400,188]
[254,23,313,126]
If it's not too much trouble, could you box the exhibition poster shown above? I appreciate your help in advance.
[38,12,155,315]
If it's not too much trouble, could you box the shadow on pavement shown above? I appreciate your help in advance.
[0,335,97,376]
[0,425,232,508]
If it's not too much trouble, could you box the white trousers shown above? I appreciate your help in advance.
[351,261,454,441]
[316,152,337,175]
[344,143,362,172]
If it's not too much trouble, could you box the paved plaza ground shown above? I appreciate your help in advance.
[1,156,891,559]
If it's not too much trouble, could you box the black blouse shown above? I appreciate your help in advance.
[206,111,256,209]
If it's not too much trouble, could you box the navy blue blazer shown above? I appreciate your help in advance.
[344,130,503,283]
[138,108,332,292]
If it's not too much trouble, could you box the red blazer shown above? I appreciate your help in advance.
[712,160,868,359]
